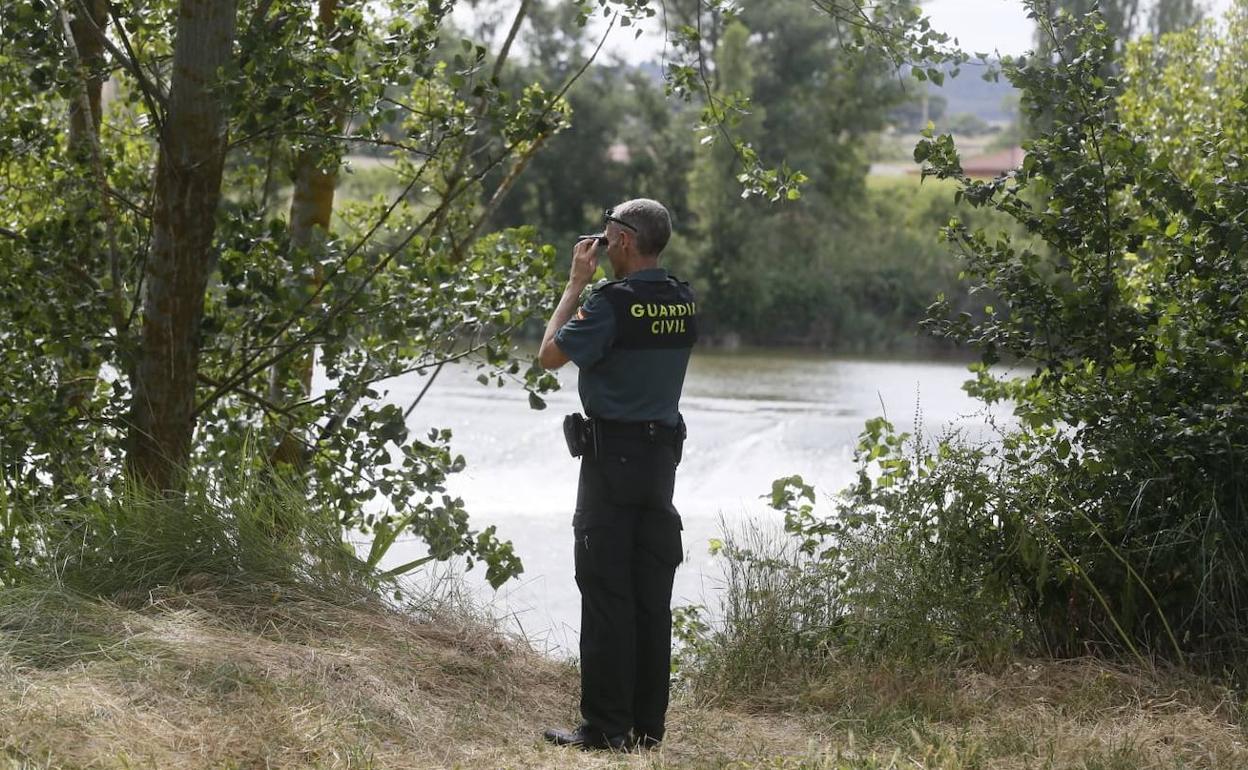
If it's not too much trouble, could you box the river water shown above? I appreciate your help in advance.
[366,349,1000,655]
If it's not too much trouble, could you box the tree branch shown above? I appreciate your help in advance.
[435,0,534,247]
[60,3,129,337]
[197,372,298,418]
[193,8,612,417]
[403,360,445,420]
[492,0,531,82]
[69,0,168,124]
[453,5,616,259]
[466,130,552,246]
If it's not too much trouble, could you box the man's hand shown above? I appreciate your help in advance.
[569,237,600,288]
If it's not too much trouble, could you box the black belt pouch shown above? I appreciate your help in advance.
[563,413,590,458]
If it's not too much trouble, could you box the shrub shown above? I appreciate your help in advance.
[688,421,1035,688]
[3,453,377,602]
[688,2,1248,682]
[916,4,1248,664]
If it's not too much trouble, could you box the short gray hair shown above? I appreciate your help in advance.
[612,198,671,257]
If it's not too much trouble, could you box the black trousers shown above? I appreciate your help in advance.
[573,433,683,740]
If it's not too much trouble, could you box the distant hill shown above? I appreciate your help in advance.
[635,58,1019,126]
[908,61,1020,125]
[934,64,1019,124]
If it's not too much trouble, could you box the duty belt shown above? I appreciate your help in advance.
[589,415,686,446]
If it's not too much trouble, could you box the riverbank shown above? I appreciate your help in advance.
[3,584,1245,769]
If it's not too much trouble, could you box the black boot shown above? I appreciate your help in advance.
[632,732,662,750]
[542,723,632,751]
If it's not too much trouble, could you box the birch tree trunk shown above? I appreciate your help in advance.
[284,0,344,309]
[268,0,346,470]
[127,0,237,490]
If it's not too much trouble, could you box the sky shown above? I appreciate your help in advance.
[923,0,1236,56]
[453,0,1239,64]
[923,0,1036,56]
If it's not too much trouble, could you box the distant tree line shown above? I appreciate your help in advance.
[471,0,989,350]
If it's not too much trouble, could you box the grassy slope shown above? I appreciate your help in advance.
[2,586,1246,770]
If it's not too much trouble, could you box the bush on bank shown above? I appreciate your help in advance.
[1,456,381,604]
[679,3,1248,688]
[916,4,1248,665]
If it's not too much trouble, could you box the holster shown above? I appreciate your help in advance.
[563,413,592,458]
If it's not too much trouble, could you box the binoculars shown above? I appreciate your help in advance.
[577,233,607,246]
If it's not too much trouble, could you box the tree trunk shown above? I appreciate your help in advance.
[127,0,237,491]
[67,0,107,159]
[53,0,116,495]
[267,157,334,469]
[268,0,346,470]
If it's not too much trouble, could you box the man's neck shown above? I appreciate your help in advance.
[616,256,662,279]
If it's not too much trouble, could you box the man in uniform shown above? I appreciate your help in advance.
[537,198,696,751]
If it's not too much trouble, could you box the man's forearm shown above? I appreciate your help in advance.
[538,280,587,368]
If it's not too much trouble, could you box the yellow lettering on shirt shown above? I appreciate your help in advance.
[633,302,697,320]
[649,319,687,335]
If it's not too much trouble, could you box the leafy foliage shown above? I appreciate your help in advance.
[665,0,965,201]
[0,0,567,589]
[472,0,985,349]
[680,0,1248,675]
[1033,0,1206,60]
[917,1,1248,660]
[673,0,977,344]
[693,426,1032,675]
[485,10,697,256]
[1118,5,1248,187]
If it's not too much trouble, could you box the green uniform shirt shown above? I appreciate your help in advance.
[554,268,697,426]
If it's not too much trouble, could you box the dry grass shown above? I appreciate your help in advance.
[789,658,1248,769]
[2,586,1246,769]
